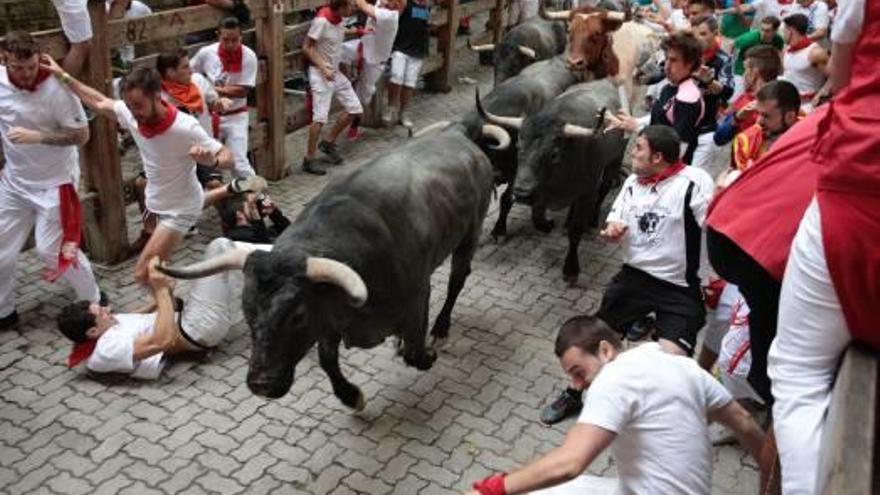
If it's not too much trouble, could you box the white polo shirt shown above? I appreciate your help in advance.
[87,313,167,379]
[190,42,257,111]
[362,6,400,64]
[162,73,218,135]
[0,67,87,189]
[580,343,733,495]
[113,100,221,216]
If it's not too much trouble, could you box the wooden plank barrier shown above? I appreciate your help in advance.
[815,344,880,494]
[3,0,500,262]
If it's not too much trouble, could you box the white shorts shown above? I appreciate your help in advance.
[340,40,386,103]
[52,0,93,43]
[149,210,200,235]
[308,67,364,124]
[390,51,423,88]
[703,282,741,354]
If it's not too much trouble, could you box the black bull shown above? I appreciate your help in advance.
[514,79,627,283]
[461,56,578,238]
[159,126,495,409]
[469,17,567,85]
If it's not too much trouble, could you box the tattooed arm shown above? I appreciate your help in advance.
[7,126,89,147]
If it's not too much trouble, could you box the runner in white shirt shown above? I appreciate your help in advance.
[301,0,365,175]
[41,57,235,287]
[190,17,259,178]
[780,13,828,113]
[341,0,404,107]
[106,0,153,65]
[463,315,765,495]
[59,241,272,378]
[50,0,92,76]
[0,32,102,330]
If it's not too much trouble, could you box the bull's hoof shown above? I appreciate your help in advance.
[490,223,507,240]
[563,273,579,287]
[339,385,366,410]
[404,349,437,371]
[353,389,366,411]
[533,218,555,234]
[430,336,449,351]
[394,337,405,356]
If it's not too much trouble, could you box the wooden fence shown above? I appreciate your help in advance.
[9,0,504,263]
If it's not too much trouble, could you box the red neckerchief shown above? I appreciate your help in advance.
[10,67,52,92]
[787,37,812,53]
[218,43,243,73]
[638,161,686,186]
[138,100,178,138]
[702,37,721,63]
[68,339,97,368]
[161,79,205,114]
[317,6,343,24]
[44,184,82,282]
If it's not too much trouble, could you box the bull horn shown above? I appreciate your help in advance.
[539,2,570,20]
[157,245,256,279]
[562,123,595,138]
[468,38,495,52]
[517,45,537,59]
[306,257,368,307]
[411,120,451,138]
[576,10,626,22]
[475,88,523,130]
[482,124,511,150]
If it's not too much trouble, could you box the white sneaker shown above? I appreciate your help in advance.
[399,111,413,128]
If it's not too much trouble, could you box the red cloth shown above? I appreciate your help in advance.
[316,6,343,24]
[67,340,97,368]
[9,67,52,91]
[813,0,880,347]
[473,474,506,495]
[706,105,826,281]
[138,101,178,138]
[786,36,812,53]
[218,43,243,73]
[44,184,82,283]
[731,91,757,133]
[732,123,765,171]
[703,37,721,63]
[161,79,205,114]
[637,160,686,186]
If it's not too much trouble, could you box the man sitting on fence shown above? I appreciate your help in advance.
[0,31,103,331]
[59,241,269,379]
[340,0,404,116]
[190,17,259,178]
[50,0,93,77]
[302,0,365,175]
[41,56,236,287]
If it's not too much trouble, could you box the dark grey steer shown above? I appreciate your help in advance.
[158,125,501,409]
[458,56,578,238]
[469,17,567,85]
[486,79,627,284]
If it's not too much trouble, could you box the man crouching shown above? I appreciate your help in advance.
[57,238,270,378]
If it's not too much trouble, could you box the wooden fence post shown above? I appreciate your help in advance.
[491,0,505,43]
[81,0,128,263]
[426,0,459,92]
[255,0,287,180]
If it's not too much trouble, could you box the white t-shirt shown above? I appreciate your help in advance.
[87,313,166,379]
[190,42,258,110]
[579,343,733,495]
[790,0,830,34]
[831,0,864,44]
[113,100,221,216]
[307,16,347,69]
[0,68,86,189]
[52,0,87,14]
[162,73,218,135]
[105,0,153,63]
[362,6,400,64]
[750,0,798,26]
[606,166,715,287]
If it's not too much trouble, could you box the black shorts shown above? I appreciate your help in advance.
[196,164,224,187]
[597,265,706,355]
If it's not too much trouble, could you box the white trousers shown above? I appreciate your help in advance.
[690,132,721,171]
[0,176,100,317]
[218,111,255,178]
[180,238,271,347]
[768,197,851,495]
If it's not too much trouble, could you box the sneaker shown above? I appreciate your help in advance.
[540,388,583,425]
[318,140,344,165]
[625,315,656,342]
[99,291,110,307]
[228,175,268,194]
[302,157,327,176]
[399,111,414,129]
[0,310,19,330]
[382,107,397,127]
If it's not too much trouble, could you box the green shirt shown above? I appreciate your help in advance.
[733,30,785,75]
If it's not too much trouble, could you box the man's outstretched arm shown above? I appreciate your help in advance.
[40,54,117,119]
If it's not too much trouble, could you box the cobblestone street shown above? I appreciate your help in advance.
[0,53,759,494]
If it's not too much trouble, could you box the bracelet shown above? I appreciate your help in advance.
[56,72,73,85]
